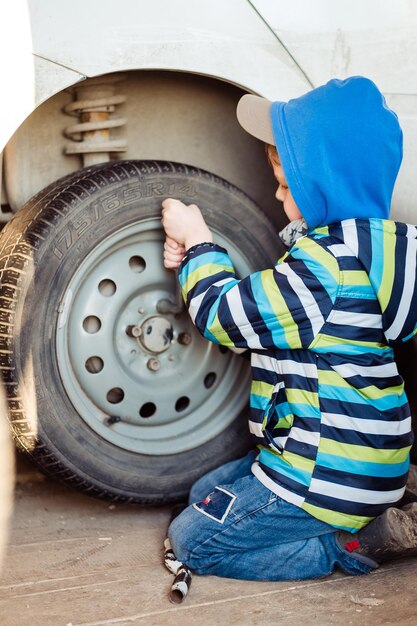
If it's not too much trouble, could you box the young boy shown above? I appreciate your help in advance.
[161,76,417,580]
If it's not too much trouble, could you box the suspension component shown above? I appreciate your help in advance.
[63,74,127,166]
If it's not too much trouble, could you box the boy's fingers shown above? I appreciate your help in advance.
[164,255,183,267]
[164,246,183,256]
[164,242,185,255]
[162,198,185,211]
[164,258,181,269]
[165,236,179,249]
[164,245,181,257]
[164,250,185,263]
[165,237,185,252]
[162,197,175,209]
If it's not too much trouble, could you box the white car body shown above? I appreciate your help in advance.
[1,0,416,222]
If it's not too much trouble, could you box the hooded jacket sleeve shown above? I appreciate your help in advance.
[178,239,340,350]
[339,219,417,345]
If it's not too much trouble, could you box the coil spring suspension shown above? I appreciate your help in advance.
[64,75,127,166]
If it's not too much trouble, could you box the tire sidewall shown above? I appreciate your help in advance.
[5,161,280,501]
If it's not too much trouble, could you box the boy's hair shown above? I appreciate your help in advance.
[265,144,279,168]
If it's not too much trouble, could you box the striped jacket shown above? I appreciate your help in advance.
[178,218,417,532]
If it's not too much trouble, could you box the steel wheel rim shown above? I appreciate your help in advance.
[56,218,251,455]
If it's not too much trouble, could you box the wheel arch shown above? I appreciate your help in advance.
[2,69,287,231]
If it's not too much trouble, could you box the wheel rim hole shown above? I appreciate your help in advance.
[99,279,117,296]
[107,388,124,404]
[204,372,217,389]
[83,315,101,333]
[140,402,156,418]
[85,356,104,373]
[175,396,190,412]
[129,255,146,273]
[219,345,228,354]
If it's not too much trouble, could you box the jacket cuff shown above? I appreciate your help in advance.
[179,242,228,271]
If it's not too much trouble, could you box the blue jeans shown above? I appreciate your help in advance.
[168,451,376,581]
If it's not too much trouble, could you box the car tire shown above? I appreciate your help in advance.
[0,160,281,503]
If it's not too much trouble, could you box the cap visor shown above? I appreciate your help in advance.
[236,94,275,144]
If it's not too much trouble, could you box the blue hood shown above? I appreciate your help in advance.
[270,77,403,230]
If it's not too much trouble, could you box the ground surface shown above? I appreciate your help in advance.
[1,459,417,626]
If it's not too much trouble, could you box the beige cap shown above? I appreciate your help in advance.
[236,94,275,144]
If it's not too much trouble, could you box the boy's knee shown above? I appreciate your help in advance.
[168,505,221,573]
[168,506,199,564]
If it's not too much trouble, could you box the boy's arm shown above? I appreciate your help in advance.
[178,239,340,351]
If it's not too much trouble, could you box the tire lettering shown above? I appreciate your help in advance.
[53,227,74,259]
[146,183,164,197]
[51,181,197,261]
[177,183,197,197]
[92,202,101,222]
[102,194,122,213]
[72,214,93,237]
[123,185,143,203]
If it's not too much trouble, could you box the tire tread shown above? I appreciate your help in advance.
[0,160,276,503]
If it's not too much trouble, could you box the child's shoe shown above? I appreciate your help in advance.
[338,503,417,564]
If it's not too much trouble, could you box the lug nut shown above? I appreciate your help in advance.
[105,415,121,427]
[147,358,160,372]
[178,332,192,346]
[126,325,142,338]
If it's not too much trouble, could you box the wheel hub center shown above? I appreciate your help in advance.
[139,316,173,353]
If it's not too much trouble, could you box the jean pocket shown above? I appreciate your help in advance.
[193,487,236,524]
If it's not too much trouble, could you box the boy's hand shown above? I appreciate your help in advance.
[161,198,213,249]
[163,237,185,269]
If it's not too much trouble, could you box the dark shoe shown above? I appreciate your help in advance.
[338,503,417,564]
